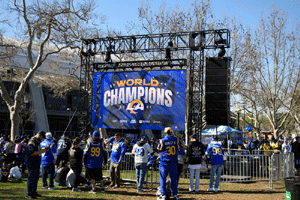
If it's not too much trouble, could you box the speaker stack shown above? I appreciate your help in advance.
[205,57,230,125]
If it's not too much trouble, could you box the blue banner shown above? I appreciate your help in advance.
[92,70,186,131]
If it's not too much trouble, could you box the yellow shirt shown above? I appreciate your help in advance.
[271,142,280,154]
[263,144,271,155]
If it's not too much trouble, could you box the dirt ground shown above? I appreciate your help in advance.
[110,180,287,200]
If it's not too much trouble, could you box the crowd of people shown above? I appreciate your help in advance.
[0,129,299,200]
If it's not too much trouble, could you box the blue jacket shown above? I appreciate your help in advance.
[40,139,57,167]
[26,137,41,169]
[110,138,127,164]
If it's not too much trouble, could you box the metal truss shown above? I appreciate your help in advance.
[94,59,187,71]
[80,29,230,138]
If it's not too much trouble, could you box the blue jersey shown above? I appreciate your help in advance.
[40,139,57,167]
[1,166,10,181]
[157,135,180,164]
[0,139,5,152]
[26,137,41,169]
[206,141,224,165]
[83,138,107,168]
[56,139,71,155]
[110,139,127,164]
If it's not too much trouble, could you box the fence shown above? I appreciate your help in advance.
[103,151,295,190]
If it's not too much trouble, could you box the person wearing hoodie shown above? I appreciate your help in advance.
[187,134,205,193]
[132,135,153,192]
[83,130,108,194]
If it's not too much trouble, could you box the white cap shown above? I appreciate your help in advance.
[46,132,52,139]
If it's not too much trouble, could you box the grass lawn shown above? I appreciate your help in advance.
[0,172,288,200]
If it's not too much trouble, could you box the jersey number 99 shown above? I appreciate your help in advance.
[90,147,101,157]
[212,147,222,155]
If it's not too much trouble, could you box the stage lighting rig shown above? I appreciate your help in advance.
[218,46,226,58]
[165,41,173,59]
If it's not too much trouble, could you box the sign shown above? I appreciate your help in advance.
[92,70,186,130]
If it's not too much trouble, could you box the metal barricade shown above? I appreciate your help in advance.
[223,149,250,155]
[268,152,295,188]
[222,154,270,182]
[252,149,275,155]
[103,152,295,189]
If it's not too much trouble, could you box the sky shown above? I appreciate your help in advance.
[97,0,300,34]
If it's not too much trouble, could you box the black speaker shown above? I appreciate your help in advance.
[205,57,230,125]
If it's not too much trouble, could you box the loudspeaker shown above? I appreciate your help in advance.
[205,57,230,125]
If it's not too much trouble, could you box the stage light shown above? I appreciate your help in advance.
[165,41,173,59]
[165,48,171,59]
[105,51,111,62]
[218,46,226,58]
[215,32,227,45]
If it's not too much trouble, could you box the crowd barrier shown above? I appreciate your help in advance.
[103,151,295,190]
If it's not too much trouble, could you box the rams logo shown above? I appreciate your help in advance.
[126,99,144,114]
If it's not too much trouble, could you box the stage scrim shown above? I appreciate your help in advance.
[92,70,186,130]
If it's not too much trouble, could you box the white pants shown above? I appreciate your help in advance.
[189,168,200,191]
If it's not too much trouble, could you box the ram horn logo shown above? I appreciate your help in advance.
[126,99,144,114]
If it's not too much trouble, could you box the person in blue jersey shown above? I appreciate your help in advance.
[107,132,127,188]
[157,127,180,200]
[83,130,108,194]
[69,137,83,192]
[187,134,205,193]
[26,131,48,199]
[0,135,5,153]
[132,136,153,192]
[40,132,57,190]
[1,160,10,181]
[206,137,224,192]
[55,135,71,168]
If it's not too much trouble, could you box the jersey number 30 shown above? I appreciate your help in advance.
[166,146,176,155]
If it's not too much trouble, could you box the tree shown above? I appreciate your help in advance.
[0,0,104,140]
[233,7,300,138]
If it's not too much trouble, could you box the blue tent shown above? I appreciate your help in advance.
[201,125,244,136]
[201,125,244,145]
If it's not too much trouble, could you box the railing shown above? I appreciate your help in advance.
[103,152,295,190]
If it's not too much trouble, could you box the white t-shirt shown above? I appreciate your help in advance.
[9,166,22,179]
[132,142,153,163]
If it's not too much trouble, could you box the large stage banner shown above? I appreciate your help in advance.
[92,70,186,131]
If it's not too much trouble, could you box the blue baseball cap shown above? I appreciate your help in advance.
[92,131,100,138]
[142,136,148,140]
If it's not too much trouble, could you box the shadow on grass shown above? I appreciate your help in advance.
[218,190,285,194]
